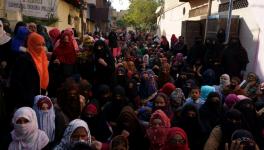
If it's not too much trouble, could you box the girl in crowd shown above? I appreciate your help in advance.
[9,107,49,150]
[163,127,190,150]
[54,119,91,150]
[9,32,49,108]
[33,95,55,143]
[147,109,171,150]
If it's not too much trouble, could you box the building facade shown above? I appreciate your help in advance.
[157,0,264,80]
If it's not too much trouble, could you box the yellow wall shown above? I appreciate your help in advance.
[55,0,81,33]
[0,0,5,18]
[87,20,95,33]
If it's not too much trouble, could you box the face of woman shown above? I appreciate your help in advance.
[152,118,163,128]
[247,73,257,82]
[16,117,29,124]
[64,35,69,42]
[154,96,166,107]
[40,103,49,112]
[71,127,89,142]
[169,134,185,145]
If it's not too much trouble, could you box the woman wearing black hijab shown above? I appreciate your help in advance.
[102,85,129,131]
[176,104,206,150]
[204,109,243,150]
[93,40,115,85]
[199,92,224,138]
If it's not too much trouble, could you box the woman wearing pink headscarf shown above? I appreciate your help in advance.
[9,107,49,150]
[147,109,171,150]
[163,127,190,150]
[170,34,178,49]
[54,28,79,51]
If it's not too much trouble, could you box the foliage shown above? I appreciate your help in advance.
[123,0,161,31]
[22,16,59,26]
[116,19,126,29]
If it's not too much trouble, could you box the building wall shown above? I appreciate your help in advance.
[157,1,190,42]
[0,0,5,18]
[56,0,81,33]
[158,0,263,79]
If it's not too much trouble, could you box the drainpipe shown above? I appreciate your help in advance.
[225,0,234,44]
[204,0,213,43]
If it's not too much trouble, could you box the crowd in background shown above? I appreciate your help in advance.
[1,17,264,150]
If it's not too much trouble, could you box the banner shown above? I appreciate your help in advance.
[6,0,58,19]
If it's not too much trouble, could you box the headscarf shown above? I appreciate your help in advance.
[14,21,27,35]
[220,74,231,87]
[110,135,129,150]
[201,85,215,100]
[37,25,53,51]
[147,109,170,150]
[83,35,95,48]
[27,32,49,89]
[9,107,49,150]
[149,109,171,128]
[54,30,76,64]
[139,70,158,100]
[11,26,29,53]
[0,20,11,45]
[163,127,190,150]
[143,54,149,66]
[171,34,178,45]
[231,129,257,149]
[234,99,257,133]
[65,28,79,51]
[54,119,91,150]
[225,94,240,108]
[170,88,186,107]
[159,82,176,96]
[173,53,184,65]
[33,95,55,142]
[202,69,216,86]
[117,106,140,133]
[48,28,61,46]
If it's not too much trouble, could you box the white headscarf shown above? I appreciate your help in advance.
[0,20,11,45]
[220,74,231,87]
[9,107,49,150]
[33,95,55,142]
[54,119,91,150]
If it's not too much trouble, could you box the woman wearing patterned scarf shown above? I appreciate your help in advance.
[54,119,91,150]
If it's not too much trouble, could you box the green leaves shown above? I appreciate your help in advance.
[122,0,161,31]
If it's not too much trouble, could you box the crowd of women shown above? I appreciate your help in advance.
[1,18,264,150]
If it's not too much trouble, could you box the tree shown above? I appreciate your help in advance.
[123,0,161,31]
[116,19,126,29]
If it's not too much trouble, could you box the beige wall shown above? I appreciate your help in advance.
[0,0,5,18]
[55,0,81,33]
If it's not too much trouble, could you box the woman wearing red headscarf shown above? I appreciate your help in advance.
[147,109,171,150]
[53,30,77,79]
[9,32,49,108]
[162,127,190,150]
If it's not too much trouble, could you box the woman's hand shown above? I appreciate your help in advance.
[98,58,108,67]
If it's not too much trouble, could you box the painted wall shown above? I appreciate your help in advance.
[56,0,81,32]
[157,2,190,42]
[0,0,5,18]
[157,0,264,80]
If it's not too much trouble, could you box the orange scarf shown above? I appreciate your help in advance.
[27,32,49,90]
